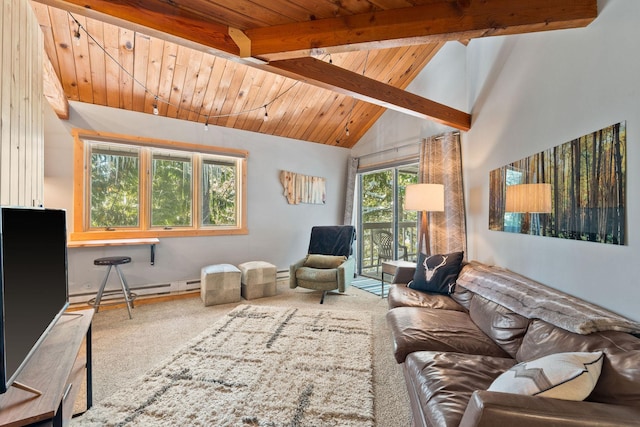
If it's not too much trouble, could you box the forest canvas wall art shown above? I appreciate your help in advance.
[489,122,626,245]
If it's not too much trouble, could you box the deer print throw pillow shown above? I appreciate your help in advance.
[408,251,464,294]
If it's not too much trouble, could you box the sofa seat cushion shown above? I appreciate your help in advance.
[388,284,466,311]
[296,266,336,282]
[404,351,516,427]
[517,319,640,407]
[386,307,511,363]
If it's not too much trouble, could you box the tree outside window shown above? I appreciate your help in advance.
[152,151,193,228]
[72,129,247,240]
[90,145,140,228]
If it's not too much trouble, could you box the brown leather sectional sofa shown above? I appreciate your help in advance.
[386,261,640,427]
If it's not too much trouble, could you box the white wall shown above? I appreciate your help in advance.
[351,0,638,321]
[464,0,639,320]
[353,42,468,161]
[44,102,351,297]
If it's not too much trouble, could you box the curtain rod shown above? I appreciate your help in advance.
[355,131,459,161]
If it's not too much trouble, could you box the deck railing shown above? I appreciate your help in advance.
[359,221,417,278]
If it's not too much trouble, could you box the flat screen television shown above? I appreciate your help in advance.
[0,206,70,394]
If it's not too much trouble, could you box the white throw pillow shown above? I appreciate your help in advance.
[487,351,604,401]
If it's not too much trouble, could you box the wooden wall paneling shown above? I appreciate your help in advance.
[215,64,248,128]
[165,45,190,118]
[19,0,29,205]
[0,0,43,207]
[176,49,204,121]
[223,66,259,128]
[299,91,340,142]
[250,0,309,23]
[155,40,178,117]
[48,6,78,101]
[142,35,165,115]
[1,0,10,205]
[186,53,215,122]
[30,3,60,77]
[32,3,44,205]
[326,99,374,146]
[85,17,107,106]
[118,27,135,110]
[198,55,225,122]
[231,65,267,130]
[246,73,286,133]
[103,21,121,108]
[10,0,22,204]
[132,32,150,112]
[258,76,300,135]
[280,83,326,140]
[25,0,34,205]
[208,61,238,126]
[305,91,350,144]
[72,15,94,103]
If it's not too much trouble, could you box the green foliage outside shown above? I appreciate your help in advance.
[89,144,239,229]
[202,160,237,226]
[151,156,193,227]
[360,167,419,272]
[90,152,140,228]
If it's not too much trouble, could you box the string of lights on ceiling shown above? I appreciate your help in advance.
[68,12,301,130]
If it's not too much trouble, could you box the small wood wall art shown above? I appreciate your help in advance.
[280,170,326,205]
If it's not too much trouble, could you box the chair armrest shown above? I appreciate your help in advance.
[337,257,355,292]
[289,258,306,289]
[460,390,640,427]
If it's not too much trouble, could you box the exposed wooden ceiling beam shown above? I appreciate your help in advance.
[43,52,69,119]
[32,0,598,61]
[30,0,596,132]
[30,0,240,58]
[246,0,598,61]
[266,57,471,131]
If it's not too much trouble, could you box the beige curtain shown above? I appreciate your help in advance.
[419,132,467,257]
[343,157,359,225]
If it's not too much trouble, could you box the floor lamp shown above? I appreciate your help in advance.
[505,183,552,234]
[404,183,445,256]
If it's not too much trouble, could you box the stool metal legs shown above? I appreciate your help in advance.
[93,264,135,319]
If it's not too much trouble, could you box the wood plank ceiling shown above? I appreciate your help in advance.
[30,0,598,148]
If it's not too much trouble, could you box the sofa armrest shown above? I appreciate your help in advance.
[337,257,355,292]
[460,390,640,427]
[289,258,306,289]
[391,265,416,284]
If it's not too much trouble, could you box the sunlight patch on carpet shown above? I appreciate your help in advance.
[73,305,374,427]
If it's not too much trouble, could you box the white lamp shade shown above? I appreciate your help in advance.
[505,183,552,213]
[404,183,445,212]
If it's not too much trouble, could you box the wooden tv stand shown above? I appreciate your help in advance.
[0,309,93,426]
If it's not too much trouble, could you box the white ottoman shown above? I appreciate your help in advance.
[200,264,241,306]
[238,261,277,300]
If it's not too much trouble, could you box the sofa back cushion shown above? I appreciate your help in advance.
[517,319,640,406]
[469,295,530,358]
[451,284,474,310]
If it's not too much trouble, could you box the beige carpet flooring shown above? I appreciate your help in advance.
[75,281,411,427]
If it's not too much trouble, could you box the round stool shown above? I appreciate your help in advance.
[89,256,136,319]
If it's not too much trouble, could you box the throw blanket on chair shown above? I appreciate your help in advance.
[456,261,640,335]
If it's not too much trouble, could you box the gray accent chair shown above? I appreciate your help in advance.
[289,225,356,303]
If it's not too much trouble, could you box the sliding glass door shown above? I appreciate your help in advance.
[358,164,419,279]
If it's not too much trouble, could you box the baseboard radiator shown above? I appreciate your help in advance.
[70,270,290,305]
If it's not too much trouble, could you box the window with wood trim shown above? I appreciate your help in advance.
[71,129,248,241]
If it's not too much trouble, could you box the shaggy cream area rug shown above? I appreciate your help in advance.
[75,305,374,426]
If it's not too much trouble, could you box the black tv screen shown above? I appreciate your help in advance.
[0,207,69,393]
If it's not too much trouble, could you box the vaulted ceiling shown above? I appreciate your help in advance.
[31,0,597,148]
